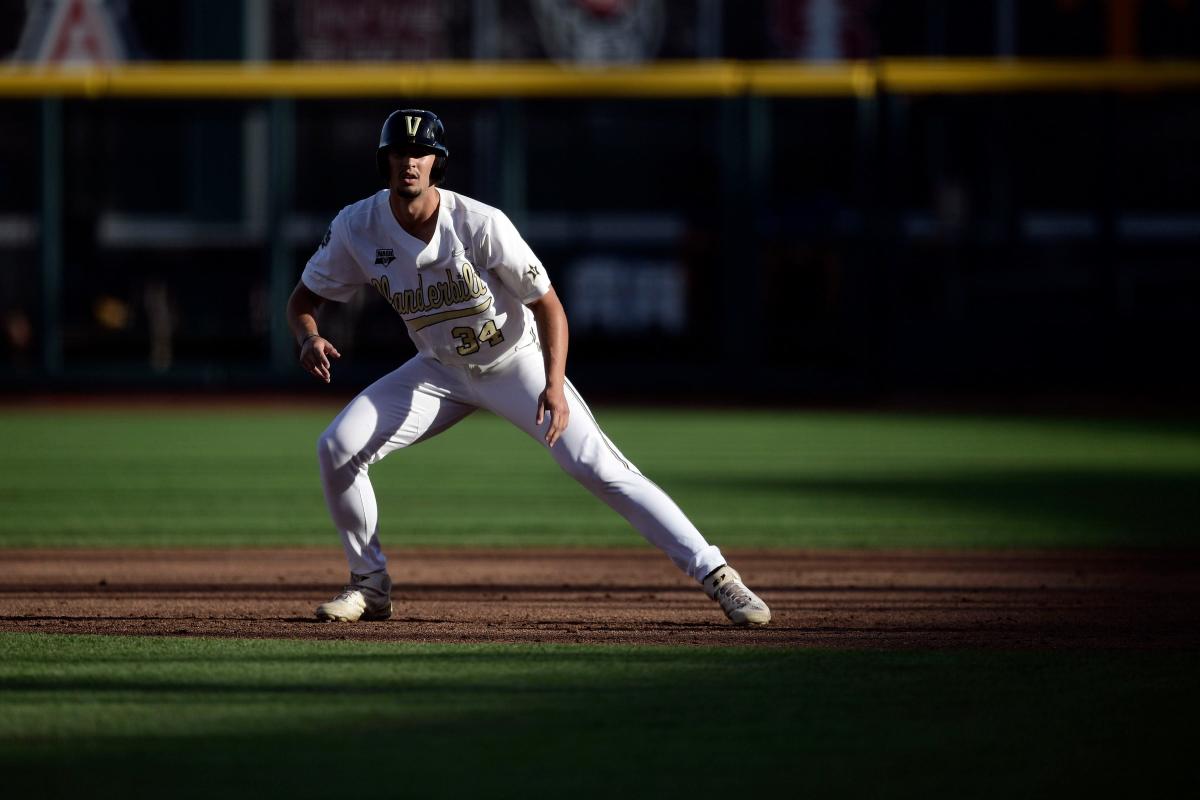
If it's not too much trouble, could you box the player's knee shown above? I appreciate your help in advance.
[316,425,357,474]
[571,469,638,505]
[557,451,617,488]
[557,433,636,481]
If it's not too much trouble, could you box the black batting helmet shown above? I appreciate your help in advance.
[377,109,449,184]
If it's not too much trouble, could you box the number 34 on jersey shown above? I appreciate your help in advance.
[451,320,505,356]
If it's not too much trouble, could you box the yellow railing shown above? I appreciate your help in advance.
[1,59,1199,99]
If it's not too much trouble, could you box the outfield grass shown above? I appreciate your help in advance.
[1,406,1197,548]
[0,633,1194,798]
[3,410,1196,797]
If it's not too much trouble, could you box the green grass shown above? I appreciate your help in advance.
[1,406,1198,548]
[5,409,1195,798]
[0,633,1195,798]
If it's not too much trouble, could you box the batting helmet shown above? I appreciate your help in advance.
[377,109,449,184]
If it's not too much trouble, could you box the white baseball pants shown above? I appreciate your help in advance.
[316,335,726,583]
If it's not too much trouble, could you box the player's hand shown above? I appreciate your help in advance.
[299,335,341,383]
[536,383,570,447]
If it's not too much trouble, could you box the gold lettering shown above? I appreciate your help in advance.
[372,263,494,327]
[371,275,403,314]
[409,297,494,331]
[445,269,465,304]
[405,115,421,137]
[460,263,487,298]
[414,273,427,311]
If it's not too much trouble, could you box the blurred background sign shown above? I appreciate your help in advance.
[565,256,686,335]
[530,0,666,64]
[288,0,449,61]
[0,0,1198,404]
[768,0,873,59]
[14,0,131,64]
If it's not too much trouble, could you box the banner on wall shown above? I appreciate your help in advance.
[769,0,873,60]
[12,0,132,64]
[289,0,449,60]
[531,0,665,64]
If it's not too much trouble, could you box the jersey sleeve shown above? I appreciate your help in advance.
[301,211,364,303]
[479,211,552,304]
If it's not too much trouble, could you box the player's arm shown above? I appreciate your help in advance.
[527,286,570,447]
[286,281,341,384]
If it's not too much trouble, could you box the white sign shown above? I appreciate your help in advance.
[531,0,665,65]
[13,0,129,65]
[566,256,687,334]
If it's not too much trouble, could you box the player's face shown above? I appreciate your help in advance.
[388,146,437,198]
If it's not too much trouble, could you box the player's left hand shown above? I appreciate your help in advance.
[536,383,570,447]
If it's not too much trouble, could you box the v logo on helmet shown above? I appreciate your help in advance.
[404,116,421,137]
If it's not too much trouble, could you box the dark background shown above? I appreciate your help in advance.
[1,0,1197,407]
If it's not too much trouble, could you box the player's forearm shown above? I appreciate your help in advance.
[529,288,568,387]
[286,283,325,345]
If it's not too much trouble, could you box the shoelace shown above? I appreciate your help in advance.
[717,581,757,609]
[333,588,364,604]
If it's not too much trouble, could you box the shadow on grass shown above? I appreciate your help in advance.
[675,468,1200,545]
[2,648,1199,799]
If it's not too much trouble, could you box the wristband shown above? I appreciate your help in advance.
[300,332,320,347]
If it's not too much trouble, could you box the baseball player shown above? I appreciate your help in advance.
[285,109,770,626]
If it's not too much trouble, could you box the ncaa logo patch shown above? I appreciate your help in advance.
[374,248,396,266]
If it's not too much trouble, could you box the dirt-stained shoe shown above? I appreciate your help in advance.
[703,564,771,625]
[315,571,393,622]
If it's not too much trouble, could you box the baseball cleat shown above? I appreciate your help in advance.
[703,564,771,625]
[315,571,393,622]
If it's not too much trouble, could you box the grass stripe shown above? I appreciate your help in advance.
[0,632,1195,798]
[0,407,1197,548]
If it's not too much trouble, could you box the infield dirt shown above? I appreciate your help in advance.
[1,548,1197,649]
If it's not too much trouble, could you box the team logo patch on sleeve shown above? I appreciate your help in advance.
[374,248,396,266]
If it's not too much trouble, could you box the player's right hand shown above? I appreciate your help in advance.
[299,336,341,383]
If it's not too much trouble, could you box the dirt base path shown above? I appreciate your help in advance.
[2,548,1198,649]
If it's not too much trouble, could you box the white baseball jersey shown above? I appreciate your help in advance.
[302,186,728,591]
[302,188,552,366]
